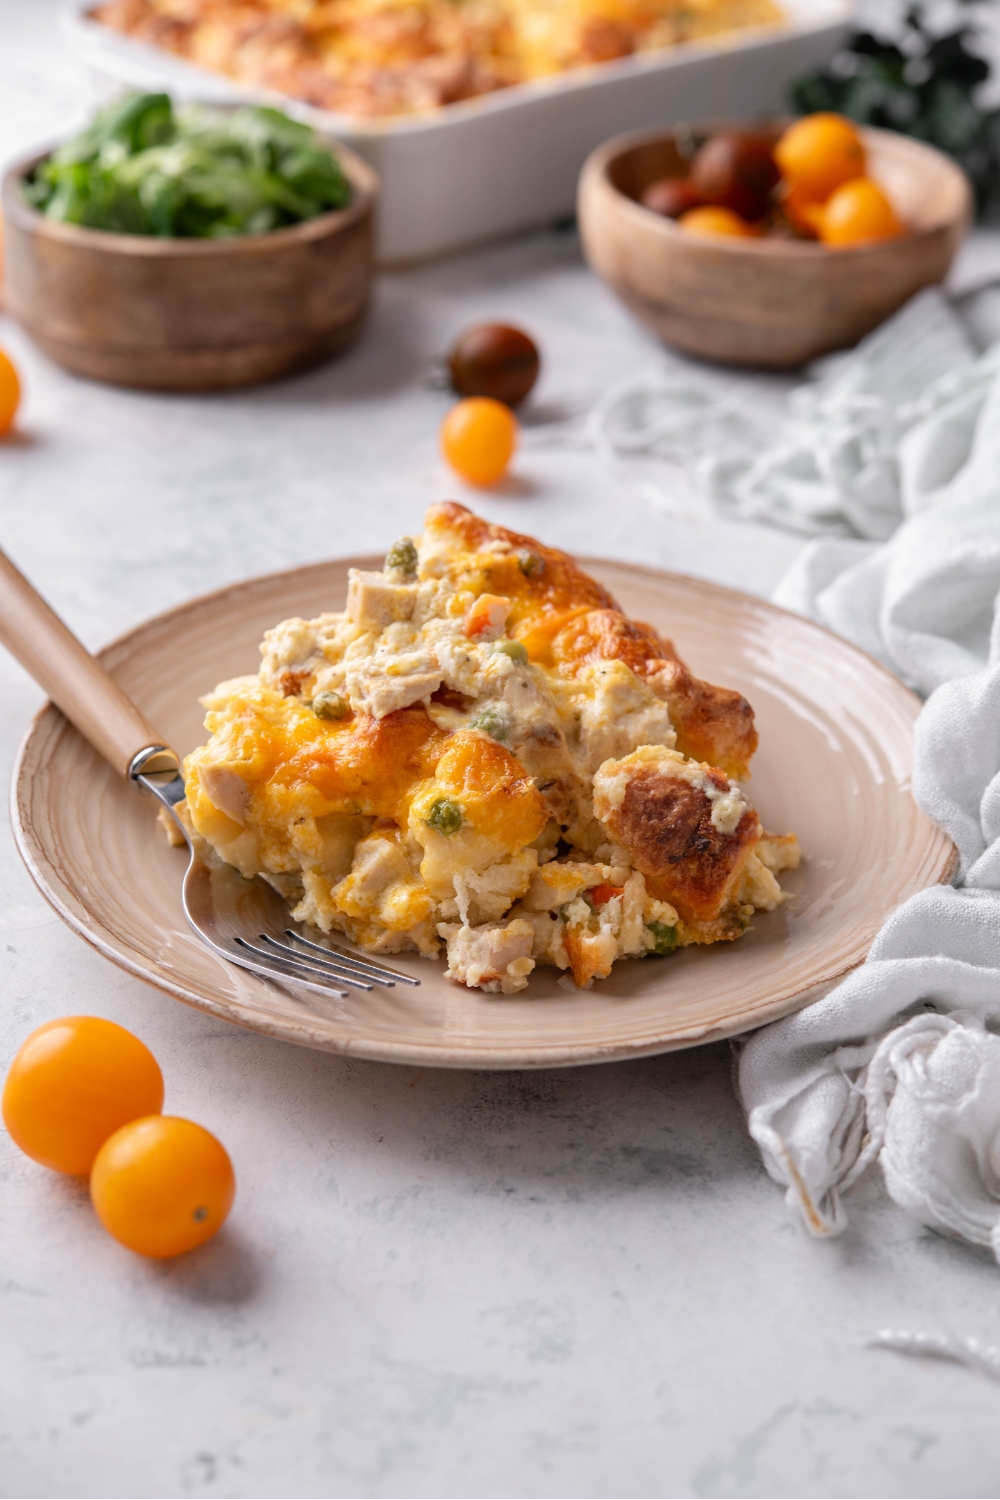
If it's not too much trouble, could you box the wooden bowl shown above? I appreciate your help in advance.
[578,122,973,368]
[1,140,378,391]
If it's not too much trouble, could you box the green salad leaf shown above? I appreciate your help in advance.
[23,93,352,237]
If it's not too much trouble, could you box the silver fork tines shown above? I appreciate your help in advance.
[235,935,380,992]
[233,937,351,996]
[285,930,421,986]
[132,766,421,1002]
[258,933,377,989]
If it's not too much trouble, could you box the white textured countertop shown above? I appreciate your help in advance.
[5,6,1000,1497]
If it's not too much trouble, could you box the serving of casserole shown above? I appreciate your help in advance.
[176,503,798,996]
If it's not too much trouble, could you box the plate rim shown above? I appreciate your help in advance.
[8,555,958,1069]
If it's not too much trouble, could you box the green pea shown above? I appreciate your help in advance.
[312,690,348,720]
[468,707,508,741]
[517,549,545,577]
[493,639,528,665]
[646,921,678,956]
[425,797,463,836]
[384,537,418,574]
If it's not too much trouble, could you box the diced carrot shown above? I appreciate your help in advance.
[589,884,624,906]
[465,593,512,636]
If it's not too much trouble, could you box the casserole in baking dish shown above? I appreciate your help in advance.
[88,0,785,119]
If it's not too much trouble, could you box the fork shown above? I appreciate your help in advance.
[0,546,418,1000]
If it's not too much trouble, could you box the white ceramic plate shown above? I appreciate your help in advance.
[11,556,953,1069]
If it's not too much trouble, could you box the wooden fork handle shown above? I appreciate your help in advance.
[0,546,172,780]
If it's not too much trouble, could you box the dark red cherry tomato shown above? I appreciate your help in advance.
[689,131,780,222]
[448,324,540,408]
[640,176,702,219]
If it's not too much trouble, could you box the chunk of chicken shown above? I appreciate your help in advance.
[439,918,536,995]
[347,570,420,633]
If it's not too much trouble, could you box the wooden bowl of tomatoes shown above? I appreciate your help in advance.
[577,115,972,368]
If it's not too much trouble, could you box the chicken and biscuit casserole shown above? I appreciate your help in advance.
[177,503,798,994]
[93,0,785,119]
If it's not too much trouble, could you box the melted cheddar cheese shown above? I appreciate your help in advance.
[181,503,799,993]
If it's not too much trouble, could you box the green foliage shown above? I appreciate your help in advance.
[23,93,351,238]
[790,2,1000,214]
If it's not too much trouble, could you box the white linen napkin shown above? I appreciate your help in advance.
[740,552,1000,1254]
[586,282,1000,1258]
[729,289,1000,1259]
[588,285,1000,543]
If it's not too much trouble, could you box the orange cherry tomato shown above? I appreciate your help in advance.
[819,178,904,246]
[678,205,756,239]
[441,397,518,487]
[2,1016,164,1176]
[774,114,866,204]
[91,1115,235,1259]
[781,183,825,238]
[0,347,21,436]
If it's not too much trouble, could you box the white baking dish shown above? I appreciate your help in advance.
[64,0,852,263]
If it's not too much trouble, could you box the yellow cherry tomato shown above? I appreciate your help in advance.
[91,1116,235,1259]
[775,113,866,204]
[781,183,825,238]
[819,178,904,246]
[441,397,517,487]
[677,205,756,238]
[0,347,21,436]
[2,1016,164,1176]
